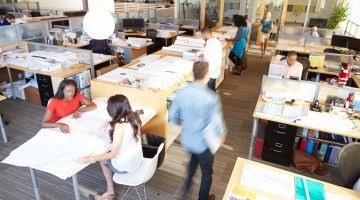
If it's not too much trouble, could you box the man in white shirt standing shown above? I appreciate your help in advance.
[201,27,223,91]
[278,51,303,80]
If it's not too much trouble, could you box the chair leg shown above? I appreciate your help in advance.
[121,186,132,200]
[135,187,141,200]
[143,183,147,200]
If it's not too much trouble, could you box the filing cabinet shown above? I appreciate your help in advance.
[36,74,54,107]
[262,121,297,166]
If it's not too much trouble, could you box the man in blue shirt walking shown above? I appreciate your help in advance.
[169,61,226,200]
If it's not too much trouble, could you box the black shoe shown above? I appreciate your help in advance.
[1,115,9,125]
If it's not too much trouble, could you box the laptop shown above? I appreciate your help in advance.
[268,64,284,79]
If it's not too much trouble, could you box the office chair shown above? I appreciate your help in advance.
[88,39,111,55]
[146,29,159,54]
[113,143,164,200]
[338,142,360,188]
[323,48,342,54]
[279,56,310,80]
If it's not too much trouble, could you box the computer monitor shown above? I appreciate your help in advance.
[331,35,349,48]
[122,19,134,30]
[268,64,284,79]
[348,37,360,52]
[133,19,145,30]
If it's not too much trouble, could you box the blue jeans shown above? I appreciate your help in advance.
[184,149,214,200]
[107,160,128,174]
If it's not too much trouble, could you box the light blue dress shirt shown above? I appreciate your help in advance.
[169,82,226,154]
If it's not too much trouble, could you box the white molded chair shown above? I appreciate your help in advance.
[337,142,360,188]
[113,143,164,200]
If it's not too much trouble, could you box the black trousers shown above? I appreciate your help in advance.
[184,149,214,200]
[207,78,216,91]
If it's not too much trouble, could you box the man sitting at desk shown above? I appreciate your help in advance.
[278,51,303,80]
[303,25,319,39]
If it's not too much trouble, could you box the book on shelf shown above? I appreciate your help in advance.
[312,142,319,156]
[299,138,307,151]
[305,139,315,155]
[317,143,328,161]
[302,128,309,137]
[323,146,333,163]
[308,129,315,138]
[328,146,341,165]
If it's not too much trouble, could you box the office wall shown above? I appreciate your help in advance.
[285,0,335,24]
[20,0,84,10]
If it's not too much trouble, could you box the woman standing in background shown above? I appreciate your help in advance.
[226,15,248,75]
[258,11,273,58]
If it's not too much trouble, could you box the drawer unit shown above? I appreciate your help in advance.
[262,121,297,166]
[36,74,54,106]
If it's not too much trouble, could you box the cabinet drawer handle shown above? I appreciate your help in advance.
[271,148,282,153]
[276,130,286,135]
[275,143,283,148]
[278,124,286,129]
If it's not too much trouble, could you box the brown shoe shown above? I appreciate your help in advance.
[209,194,215,200]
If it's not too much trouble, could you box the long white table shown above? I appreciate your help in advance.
[1,97,157,200]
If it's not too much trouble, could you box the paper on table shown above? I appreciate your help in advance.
[325,192,351,200]
[240,164,295,199]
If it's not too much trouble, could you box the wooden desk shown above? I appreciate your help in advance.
[110,42,153,63]
[125,30,186,46]
[93,55,116,66]
[0,95,7,143]
[276,44,327,55]
[352,75,360,88]
[91,50,191,150]
[63,42,89,49]
[223,157,360,200]
[248,96,360,159]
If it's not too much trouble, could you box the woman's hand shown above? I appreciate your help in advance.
[57,123,70,133]
[73,111,81,118]
[225,38,230,41]
[80,156,95,164]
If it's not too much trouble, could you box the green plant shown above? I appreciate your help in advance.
[326,2,349,29]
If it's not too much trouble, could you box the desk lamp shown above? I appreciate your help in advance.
[83,8,115,40]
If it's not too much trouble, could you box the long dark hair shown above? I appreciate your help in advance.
[107,94,142,142]
[233,15,247,27]
[54,79,78,99]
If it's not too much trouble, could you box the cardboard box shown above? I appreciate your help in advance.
[24,86,41,105]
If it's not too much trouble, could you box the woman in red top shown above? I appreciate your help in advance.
[42,79,96,133]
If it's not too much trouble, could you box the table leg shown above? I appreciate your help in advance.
[315,73,320,82]
[0,114,8,143]
[248,118,259,159]
[72,174,81,200]
[30,168,41,200]
[6,67,15,100]
[165,38,168,47]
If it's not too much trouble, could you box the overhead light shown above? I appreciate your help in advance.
[83,9,115,40]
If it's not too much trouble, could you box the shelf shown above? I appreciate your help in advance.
[296,135,346,146]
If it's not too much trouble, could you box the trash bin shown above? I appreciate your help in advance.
[142,133,165,168]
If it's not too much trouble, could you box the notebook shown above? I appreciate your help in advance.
[294,177,325,200]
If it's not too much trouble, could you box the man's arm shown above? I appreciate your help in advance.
[169,95,183,126]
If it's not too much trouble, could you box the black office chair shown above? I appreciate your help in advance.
[279,56,310,80]
[324,48,342,54]
[146,29,159,54]
[89,39,111,55]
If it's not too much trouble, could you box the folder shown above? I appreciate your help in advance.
[299,138,307,151]
[323,146,333,163]
[295,177,325,200]
[305,139,315,155]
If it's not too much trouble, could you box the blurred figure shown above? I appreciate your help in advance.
[303,25,319,39]
[226,15,248,75]
[277,51,303,80]
[0,15,11,26]
[170,61,226,200]
[244,15,251,52]
[201,27,222,91]
[258,11,273,58]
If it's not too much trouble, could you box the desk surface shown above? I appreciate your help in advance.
[110,41,153,50]
[63,42,89,49]
[2,98,157,180]
[7,63,90,79]
[125,30,186,39]
[0,95,6,101]
[93,55,116,66]
[253,97,360,139]
[223,157,360,200]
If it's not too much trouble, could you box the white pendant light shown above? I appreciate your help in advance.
[83,9,115,40]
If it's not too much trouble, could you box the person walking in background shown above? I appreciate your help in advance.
[258,11,273,58]
[170,61,227,200]
[226,15,248,75]
[201,27,223,91]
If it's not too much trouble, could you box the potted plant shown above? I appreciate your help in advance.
[326,1,349,30]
